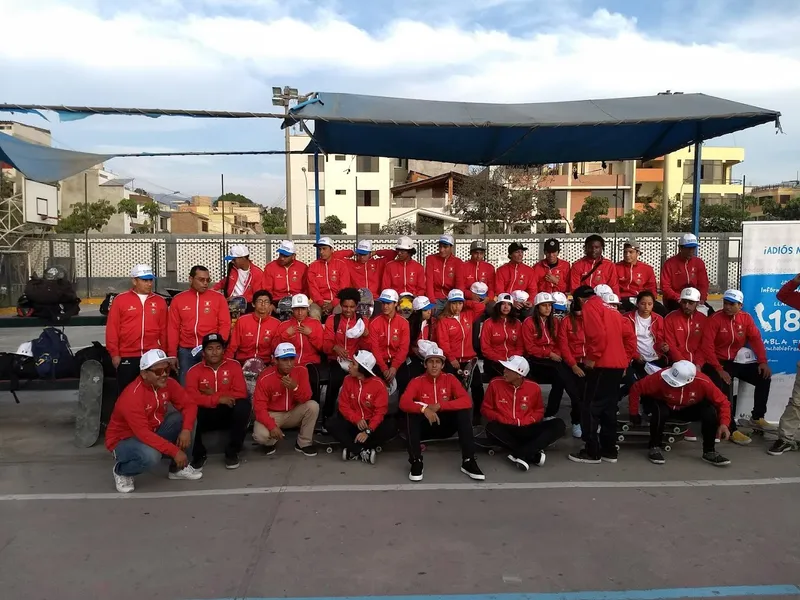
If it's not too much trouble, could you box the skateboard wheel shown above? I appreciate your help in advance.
[376,446,382,453]
[622,424,630,432]
[667,436,676,444]
[617,434,625,442]
[326,446,333,454]
[615,444,620,451]
[663,445,672,452]
[672,426,682,434]
[420,443,427,452]
[488,449,495,456]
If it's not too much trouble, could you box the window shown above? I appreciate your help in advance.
[307,155,324,172]
[677,159,682,168]
[553,190,568,210]
[160,217,168,231]
[356,156,379,173]
[201,221,209,232]
[392,197,415,208]
[309,190,325,206]
[780,194,791,203]
[357,190,380,207]
[357,223,380,235]
[335,189,346,195]
[334,155,346,161]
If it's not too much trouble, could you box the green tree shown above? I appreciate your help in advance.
[1,173,14,199]
[117,197,139,220]
[379,219,416,235]
[216,192,255,206]
[262,206,287,234]
[762,196,800,220]
[56,199,116,233]
[133,187,151,197]
[572,196,612,233]
[320,215,346,235]
[417,214,443,234]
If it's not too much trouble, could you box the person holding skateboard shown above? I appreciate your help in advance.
[480,293,524,380]
[568,235,620,295]
[458,240,496,302]
[495,243,537,317]
[399,345,484,482]
[226,290,281,363]
[381,236,426,297]
[425,234,464,315]
[770,273,800,455]
[213,244,264,307]
[622,290,669,387]
[333,239,396,299]
[531,238,570,295]
[628,360,732,466]
[262,240,307,301]
[106,349,202,494]
[326,350,396,464]
[274,293,325,404]
[407,295,435,377]
[368,289,412,396]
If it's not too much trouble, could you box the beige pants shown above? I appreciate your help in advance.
[777,361,800,442]
[253,401,319,448]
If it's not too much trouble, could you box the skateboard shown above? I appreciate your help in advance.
[735,418,778,439]
[398,294,414,319]
[242,357,266,398]
[615,420,689,452]
[357,288,374,318]
[74,360,104,448]
[228,295,247,321]
[475,436,505,456]
[314,433,396,454]
[398,431,461,452]
[618,419,689,434]
[276,295,293,322]
[458,357,479,390]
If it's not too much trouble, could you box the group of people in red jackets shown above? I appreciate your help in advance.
[103,233,800,492]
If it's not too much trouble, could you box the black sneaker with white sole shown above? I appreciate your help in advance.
[568,449,601,464]
[600,449,619,463]
[460,458,485,480]
[225,453,240,470]
[190,455,207,471]
[507,454,529,472]
[409,459,424,481]
[768,439,796,456]
[702,451,731,466]
[648,447,665,465]
[530,450,546,467]
[262,445,277,456]
[295,443,318,457]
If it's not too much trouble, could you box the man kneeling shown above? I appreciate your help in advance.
[252,342,319,456]
[106,349,202,493]
[399,346,484,482]
[326,350,396,464]
[629,360,731,466]
[481,355,566,471]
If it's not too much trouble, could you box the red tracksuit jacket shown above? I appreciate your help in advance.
[337,375,388,429]
[701,311,767,371]
[459,259,496,299]
[399,372,472,413]
[615,261,657,299]
[213,265,264,303]
[629,371,730,425]
[623,311,667,361]
[425,254,464,301]
[225,313,282,362]
[777,278,800,350]
[105,377,196,458]
[481,377,544,426]
[332,249,396,297]
[660,255,709,303]
[558,314,587,367]
[521,315,561,359]
[531,259,571,294]
[495,262,537,295]
[262,259,307,299]
[167,289,231,355]
[306,257,352,307]
[275,317,324,366]
[368,313,410,371]
[664,310,707,366]
[581,295,634,368]
[480,316,524,362]
[435,312,477,362]
[569,257,620,294]
[105,290,168,358]
[184,358,248,408]
[253,365,313,430]
[322,315,371,361]
[381,258,425,296]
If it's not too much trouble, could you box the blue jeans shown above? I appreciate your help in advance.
[177,346,202,386]
[112,411,193,476]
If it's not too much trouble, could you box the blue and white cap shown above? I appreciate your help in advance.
[679,233,699,248]
[378,289,400,303]
[447,289,465,302]
[277,240,296,256]
[723,289,744,304]
[439,234,454,246]
[355,240,373,255]
[130,264,155,280]
[274,342,297,359]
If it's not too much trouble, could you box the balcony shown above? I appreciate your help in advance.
[572,173,626,187]
[636,168,663,183]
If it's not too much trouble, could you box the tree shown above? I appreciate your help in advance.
[117,198,139,220]
[56,199,116,233]
[319,215,346,235]
[379,219,416,235]
[572,196,612,233]
[674,203,751,232]
[417,214,443,234]
[1,173,14,199]
[216,192,255,206]
[762,197,800,220]
[133,187,151,197]
[262,206,287,234]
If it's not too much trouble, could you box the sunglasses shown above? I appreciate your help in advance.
[148,366,170,377]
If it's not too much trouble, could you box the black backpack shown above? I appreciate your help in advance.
[31,327,76,379]
[74,341,115,377]
[21,277,81,324]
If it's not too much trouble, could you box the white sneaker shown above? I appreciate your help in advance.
[113,465,134,494]
[507,454,529,472]
[168,465,203,481]
[542,416,555,422]
[572,424,582,438]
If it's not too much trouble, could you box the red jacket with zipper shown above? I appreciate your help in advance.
[623,311,667,361]
[481,377,544,426]
[425,254,464,301]
[381,258,425,296]
[558,314,586,367]
[306,257,352,307]
[458,259,496,299]
[262,258,307,299]
[212,264,264,303]
[664,310,707,366]
[337,375,388,429]
[660,255,709,303]
[480,316,524,362]
[777,278,800,349]
[532,259,571,294]
[495,262,537,295]
[167,289,231,355]
[581,295,635,368]
[253,365,313,430]
[701,310,767,371]
[185,358,248,408]
[225,313,282,362]
[274,317,324,366]
[521,315,561,359]
[399,372,472,413]
[368,313,410,371]
[569,257,620,295]
[105,290,168,358]
[333,249,396,297]
[629,371,730,425]
[615,261,657,299]
[105,377,196,458]
[322,315,371,361]
[435,311,477,362]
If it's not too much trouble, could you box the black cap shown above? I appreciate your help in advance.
[508,242,528,254]
[572,285,595,299]
[469,240,485,252]
[544,238,560,252]
[202,333,225,349]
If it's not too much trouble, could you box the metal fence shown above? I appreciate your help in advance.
[3,232,742,303]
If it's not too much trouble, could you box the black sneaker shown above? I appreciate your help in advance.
[460,458,485,480]
[568,449,601,464]
[262,445,277,456]
[507,454,529,472]
[225,453,240,470]
[190,455,207,471]
[702,451,731,466]
[648,447,665,465]
[768,439,796,456]
[600,449,619,464]
[530,450,546,467]
[318,419,329,435]
[295,443,318,457]
[409,459,424,482]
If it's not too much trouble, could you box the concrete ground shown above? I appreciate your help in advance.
[3,308,800,600]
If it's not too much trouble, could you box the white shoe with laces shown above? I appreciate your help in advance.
[168,465,203,480]
[113,465,134,494]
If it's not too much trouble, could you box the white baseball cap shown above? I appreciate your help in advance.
[140,349,172,371]
[500,355,530,377]
[723,289,744,304]
[602,292,621,305]
[534,292,555,306]
[661,360,696,388]
[679,233,699,248]
[511,290,529,303]
[355,240,373,255]
[396,236,414,250]
[497,292,514,304]
[439,234,454,246]
[594,284,613,297]
[277,240,296,256]
[291,293,310,308]
[679,287,701,302]
[470,282,489,297]
[424,346,446,363]
[417,339,437,357]
[735,347,757,364]
[552,292,568,310]
[345,319,366,339]
[314,236,334,248]
[353,349,377,375]
[225,244,249,260]
[413,296,435,311]
[378,289,399,303]
[130,264,155,280]
[447,289,465,302]
[274,342,297,359]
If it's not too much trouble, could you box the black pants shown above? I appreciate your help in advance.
[622,357,669,398]
[703,361,770,431]
[485,419,566,461]
[378,362,412,407]
[193,398,252,460]
[404,409,475,461]
[620,298,667,317]
[326,414,397,454]
[642,396,719,453]
[527,357,582,420]
[444,360,484,420]
[117,357,141,396]
[323,360,347,420]
[665,299,716,315]
[581,367,625,458]
[307,362,328,406]
[408,355,425,378]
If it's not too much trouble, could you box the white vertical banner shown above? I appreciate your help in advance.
[739,221,800,421]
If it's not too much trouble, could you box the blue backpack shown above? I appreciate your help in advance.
[31,327,76,378]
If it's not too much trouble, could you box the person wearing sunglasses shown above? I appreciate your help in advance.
[105,349,203,494]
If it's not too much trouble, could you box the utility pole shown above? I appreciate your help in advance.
[272,86,300,238]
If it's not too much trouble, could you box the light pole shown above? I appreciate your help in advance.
[273,86,299,238]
